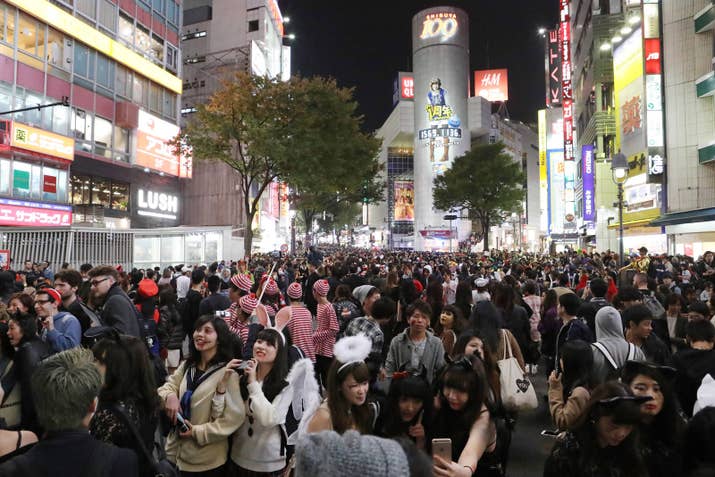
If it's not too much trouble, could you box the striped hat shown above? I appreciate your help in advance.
[41,287,62,304]
[231,274,253,293]
[239,294,258,315]
[287,282,303,300]
[313,279,329,297]
[264,278,279,296]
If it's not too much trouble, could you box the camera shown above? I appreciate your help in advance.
[231,361,251,375]
[215,310,231,318]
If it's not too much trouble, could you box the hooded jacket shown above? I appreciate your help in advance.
[590,306,645,384]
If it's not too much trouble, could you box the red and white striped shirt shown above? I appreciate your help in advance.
[225,302,250,345]
[313,302,339,358]
[286,305,316,362]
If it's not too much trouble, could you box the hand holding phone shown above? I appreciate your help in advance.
[176,413,190,433]
[431,438,452,462]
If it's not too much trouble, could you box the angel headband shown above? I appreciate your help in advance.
[334,334,371,374]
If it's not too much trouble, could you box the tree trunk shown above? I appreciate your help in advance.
[243,220,253,259]
[482,217,490,252]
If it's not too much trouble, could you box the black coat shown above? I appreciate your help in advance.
[0,430,138,476]
[12,337,50,435]
[99,284,140,338]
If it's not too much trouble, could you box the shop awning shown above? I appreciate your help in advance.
[650,207,715,227]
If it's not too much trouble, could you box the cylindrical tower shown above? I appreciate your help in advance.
[412,7,470,251]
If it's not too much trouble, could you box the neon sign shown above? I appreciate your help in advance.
[419,12,458,42]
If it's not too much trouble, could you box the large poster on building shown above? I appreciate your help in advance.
[582,145,595,222]
[474,69,508,102]
[614,28,646,171]
[394,180,414,221]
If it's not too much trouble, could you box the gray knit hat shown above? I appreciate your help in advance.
[352,285,376,306]
[295,430,410,477]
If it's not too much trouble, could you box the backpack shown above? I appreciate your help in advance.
[642,293,666,321]
[593,342,638,380]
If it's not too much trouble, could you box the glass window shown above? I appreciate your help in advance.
[115,65,131,98]
[113,125,129,153]
[96,53,114,89]
[12,162,31,198]
[2,7,15,45]
[163,91,176,119]
[153,0,164,14]
[76,0,96,19]
[71,175,91,205]
[248,20,259,32]
[150,34,164,63]
[161,235,183,263]
[134,236,160,264]
[99,0,116,31]
[166,44,178,71]
[57,169,68,202]
[133,75,146,105]
[94,116,112,158]
[205,233,221,263]
[49,103,70,136]
[41,167,59,202]
[150,83,161,112]
[47,28,69,69]
[118,13,133,46]
[0,4,6,43]
[185,234,203,262]
[0,81,12,113]
[17,12,38,56]
[0,159,10,196]
[16,91,44,126]
[91,177,111,208]
[30,164,41,200]
[135,24,152,56]
[71,108,93,141]
[73,43,94,78]
[111,182,128,210]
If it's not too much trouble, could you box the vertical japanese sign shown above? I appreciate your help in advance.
[538,110,549,233]
[581,145,595,222]
[560,0,574,161]
[545,29,561,106]
[643,2,665,184]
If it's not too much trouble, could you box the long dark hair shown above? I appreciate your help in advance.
[560,340,595,394]
[240,328,289,402]
[454,281,473,319]
[452,330,501,408]
[186,315,234,368]
[468,301,500,354]
[493,283,515,312]
[572,382,647,477]
[432,354,489,458]
[621,364,684,448]
[92,335,160,417]
[433,304,466,338]
[541,289,558,316]
[383,374,433,439]
[326,360,373,434]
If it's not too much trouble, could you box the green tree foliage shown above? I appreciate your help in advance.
[175,72,382,257]
[433,143,525,251]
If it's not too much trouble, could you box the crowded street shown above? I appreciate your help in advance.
[1,0,715,475]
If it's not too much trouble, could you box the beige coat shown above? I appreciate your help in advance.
[548,380,590,430]
[158,361,245,472]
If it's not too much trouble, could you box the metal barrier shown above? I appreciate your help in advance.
[0,227,133,270]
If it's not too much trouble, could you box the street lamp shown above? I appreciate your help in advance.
[444,213,458,253]
[611,151,629,267]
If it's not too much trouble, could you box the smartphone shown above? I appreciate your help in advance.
[432,438,452,461]
[176,413,190,433]
[540,429,560,438]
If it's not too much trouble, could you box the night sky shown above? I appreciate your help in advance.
[279,0,559,131]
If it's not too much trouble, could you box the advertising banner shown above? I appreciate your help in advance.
[135,110,192,177]
[0,250,8,270]
[581,145,595,222]
[42,175,57,194]
[399,72,415,101]
[394,180,415,221]
[11,121,74,161]
[559,0,574,161]
[0,198,72,227]
[548,150,565,235]
[474,69,508,102]
[538,110,548,232]
[546,29,561,106]
[614,28,646,173]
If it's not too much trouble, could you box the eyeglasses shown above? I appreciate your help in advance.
[34,299,51,305]
[90,277,109,287]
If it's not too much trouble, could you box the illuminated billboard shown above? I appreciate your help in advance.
[11,122,74,162]
[582,145,595,222]
[474,69,508,102]
[394,180,415,221]
[545,29,561,106]
[560,0,574,161]
[135,110,192,178]
[0,198,72,227]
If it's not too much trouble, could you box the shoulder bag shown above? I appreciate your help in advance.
[497,331,538,412]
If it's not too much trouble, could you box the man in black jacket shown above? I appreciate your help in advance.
[578,277,610,336]
[673,319,715,417]
[0,348,138,476]
[88,265,140,337]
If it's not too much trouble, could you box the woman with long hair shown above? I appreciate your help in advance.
[492,283,530,360]
[469,301,525,373]
[158,315,245,476]
[307,334,377,434]
[227,328,314,476]
[454,281,473,321]
[90,334,161,477]
[621,361,686,477]
[547,340,595,430]
[6,294,33,318]
[452,331,501,409]
[431,354,498,477]
[543,381,648,477]
[425,280,444,329]
[378,373,433,451]
[538,289,561,375]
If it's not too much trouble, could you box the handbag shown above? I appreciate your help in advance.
[110,405,178,477]
[497,330,538,412]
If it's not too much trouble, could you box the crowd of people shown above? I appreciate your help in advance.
[0,246,714,476]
